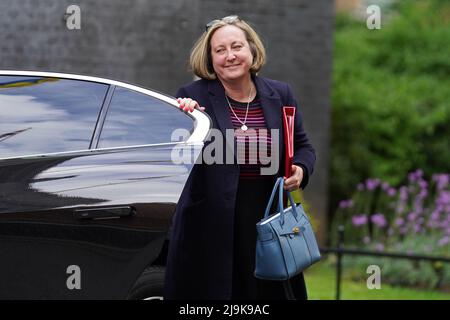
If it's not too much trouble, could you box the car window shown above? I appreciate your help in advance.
[0,76,108,158]
[98,86,193,148]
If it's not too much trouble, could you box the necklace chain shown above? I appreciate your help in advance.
[225,85,253,131]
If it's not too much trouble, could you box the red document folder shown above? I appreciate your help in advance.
[282,106,296,178]
[282,106,296,207]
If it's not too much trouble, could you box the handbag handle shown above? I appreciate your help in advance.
[263,177,299,226]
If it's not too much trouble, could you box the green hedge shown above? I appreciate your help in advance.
[330,0,450,215]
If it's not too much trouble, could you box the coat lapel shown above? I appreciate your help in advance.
[207,80,236,156]
[253,75,283,132]
[207,80,234,135]
[254,76,284,173]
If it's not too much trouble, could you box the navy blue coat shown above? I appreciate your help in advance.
[164,75,316,299]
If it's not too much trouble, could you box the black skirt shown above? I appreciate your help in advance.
[231,177,308,300]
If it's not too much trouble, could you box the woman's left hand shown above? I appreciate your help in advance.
[284,165,304,191]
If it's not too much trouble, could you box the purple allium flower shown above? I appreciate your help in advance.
[414,201,424,215]
[400,186,408,201]
[413,224,422,233]
[437,191,450,206]
[408,172,416,183]
[433,174,449,190]
[366,178,380,191]
[371,213,387,228]
[387,188,396,197]
[352,215,368,226]
[415,169,424,179]
[441,220,450,228]
[339,199,354,209]
[431,207,442,220]
[428,216,439,229]
[375,243,384,252]
[382,182,390,191]
[396,203,405,214]
[407,212,417,222]
[395,218,405,226]
[419,180,428,190]
[419,189,428,199]
[438,236,449,246]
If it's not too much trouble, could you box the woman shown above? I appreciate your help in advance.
[164,16,316,300]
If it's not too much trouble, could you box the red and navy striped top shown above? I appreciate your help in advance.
[227,95,275,179]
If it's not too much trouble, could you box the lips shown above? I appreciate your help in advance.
[225,64,240,68]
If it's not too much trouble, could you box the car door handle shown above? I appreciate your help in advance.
[74,206,135,220]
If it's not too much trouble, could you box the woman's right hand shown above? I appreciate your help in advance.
[177,98,205,112]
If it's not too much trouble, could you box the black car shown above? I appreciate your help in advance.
[0,70,211,299]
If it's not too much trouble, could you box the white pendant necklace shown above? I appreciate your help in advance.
[225,85,253,132]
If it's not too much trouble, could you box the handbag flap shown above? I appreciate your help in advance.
[269,206,309,236]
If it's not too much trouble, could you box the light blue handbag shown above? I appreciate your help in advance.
[255,177,321,281]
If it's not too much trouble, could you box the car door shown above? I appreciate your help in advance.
[0,71,210,299]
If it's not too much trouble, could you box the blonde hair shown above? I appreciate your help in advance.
[189,18,266,80]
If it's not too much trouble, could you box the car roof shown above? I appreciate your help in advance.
[0,70,211,145]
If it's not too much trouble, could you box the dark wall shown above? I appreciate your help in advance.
[0,0,334,243]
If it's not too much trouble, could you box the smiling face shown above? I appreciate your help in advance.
[209,25,254,83]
